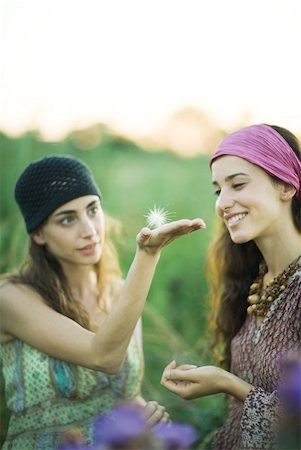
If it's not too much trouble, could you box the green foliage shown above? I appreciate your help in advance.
[0,129,226,448]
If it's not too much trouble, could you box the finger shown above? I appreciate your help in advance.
[160,379,191,397]
[164,360,177,370]
[177,364,198,371]
[165,368,197,381]
[190,218,207,229]
[136,227,152,244]
[160,377,177,388]
[160,411,171,423]
[143,401,159,419]
[157,218,206,235]
[146,406,166,427]
[176,218,206,231]
[162,360,177,380]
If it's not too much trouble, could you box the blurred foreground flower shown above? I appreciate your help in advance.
[153,422,199,449]
[277,357,301,449]
[58,404,199,449]
[94,405,198,449]
[94,405,151,449]
[279,358,301,415]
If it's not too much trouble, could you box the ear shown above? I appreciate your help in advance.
[32,229,46,246]
[280,183,297,201]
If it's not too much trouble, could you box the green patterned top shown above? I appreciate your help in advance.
[0,326,144,449]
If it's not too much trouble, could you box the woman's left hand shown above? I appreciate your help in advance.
[142,400,171,426]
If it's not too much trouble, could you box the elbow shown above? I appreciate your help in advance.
[92,356,124,375]
[89,339,126,374]
[105,365,122,375]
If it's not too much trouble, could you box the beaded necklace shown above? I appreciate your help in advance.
[247,255,301,316]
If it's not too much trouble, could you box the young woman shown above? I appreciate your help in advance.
[0,155,205,449]
[161,124,301,449]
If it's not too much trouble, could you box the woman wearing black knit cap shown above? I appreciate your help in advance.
[0,155,205,449]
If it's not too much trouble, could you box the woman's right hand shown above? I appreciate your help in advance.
[136,218,206,255]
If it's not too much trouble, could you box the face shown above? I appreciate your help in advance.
[211,156,287,244]
[33,195,105,267]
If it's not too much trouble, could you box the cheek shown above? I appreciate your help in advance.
[47,231,74,252]
[215,199,223,217]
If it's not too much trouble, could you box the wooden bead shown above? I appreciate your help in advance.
[248,294,260,304]
[247,305,255,315]
[247,255,300,316]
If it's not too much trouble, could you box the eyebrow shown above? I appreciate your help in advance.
[53,200,99,217]
[212,172,249,186]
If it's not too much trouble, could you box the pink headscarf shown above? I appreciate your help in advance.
[210,124,301,198]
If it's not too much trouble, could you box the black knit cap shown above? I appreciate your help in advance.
[15,155,102,233]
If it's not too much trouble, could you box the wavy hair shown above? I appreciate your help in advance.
[206,125,301,370]
[8,214,122,331]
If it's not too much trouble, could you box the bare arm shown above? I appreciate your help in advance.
[0,218,205,373]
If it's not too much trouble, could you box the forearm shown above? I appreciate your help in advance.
[221,370,253,402]
[90,218,204,373]
[92,249,160,371]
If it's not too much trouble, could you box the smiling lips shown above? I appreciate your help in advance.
[78,243,99,255]
[225,213,248,227]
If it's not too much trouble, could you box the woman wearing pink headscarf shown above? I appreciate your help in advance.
[161,124,301,449]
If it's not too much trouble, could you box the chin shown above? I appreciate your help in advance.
[230,233,252,245]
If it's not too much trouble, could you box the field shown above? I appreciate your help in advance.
[0,129,227,448]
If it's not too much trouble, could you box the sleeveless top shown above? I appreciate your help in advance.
[0,326,144,449]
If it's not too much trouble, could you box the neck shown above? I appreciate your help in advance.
[61,262,98,302]
[255,225,301,279]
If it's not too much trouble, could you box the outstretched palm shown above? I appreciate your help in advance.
[136,218,206,254]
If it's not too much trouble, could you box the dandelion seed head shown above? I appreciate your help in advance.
[145,206,172,229]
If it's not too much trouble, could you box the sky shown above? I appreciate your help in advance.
[0,0,301,141]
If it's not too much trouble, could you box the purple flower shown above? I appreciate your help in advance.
[279,359,301,415]
[93,405,148,446]
[152,422,199,449]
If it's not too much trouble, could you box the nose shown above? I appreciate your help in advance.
[215,189,235,215]
[79,216,97,238]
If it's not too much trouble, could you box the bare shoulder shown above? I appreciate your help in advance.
[0,280,44,305]
[0,280,46,343]
[0,279,96,368]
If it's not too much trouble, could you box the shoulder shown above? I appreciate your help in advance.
[289,268,301,293]
[284,269,301,318]
[0,281,46,342]
[0,280,42,304]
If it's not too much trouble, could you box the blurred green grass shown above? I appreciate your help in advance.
[0,129,227,448]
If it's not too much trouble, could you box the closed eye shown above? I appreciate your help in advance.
[233,183,245,190]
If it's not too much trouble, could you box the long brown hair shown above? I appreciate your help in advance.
[206,125,301,370]
[8,214,122,331]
